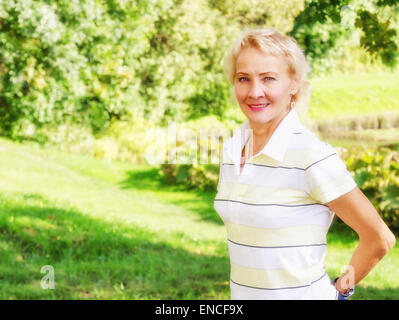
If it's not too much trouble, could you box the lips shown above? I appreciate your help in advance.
[248,103,270,111]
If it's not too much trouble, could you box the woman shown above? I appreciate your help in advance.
[213,28,396,300]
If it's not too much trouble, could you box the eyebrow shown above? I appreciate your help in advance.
[235,71,279,76]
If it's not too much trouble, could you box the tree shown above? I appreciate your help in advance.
[290,0,399,72]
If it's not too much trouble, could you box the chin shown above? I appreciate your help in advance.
[251,118,273,125]
[244,113,273,124]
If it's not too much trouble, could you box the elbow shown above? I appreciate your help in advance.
[361,231,396,257]
[386,232,396,251]
[376,232,396,257]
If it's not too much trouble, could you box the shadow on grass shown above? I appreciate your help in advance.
[119,167,222,225]
[0,191,229,299]
[119,167,175,191]
[1,191,396,300]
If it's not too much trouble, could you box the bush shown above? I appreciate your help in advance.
[340,145,399,234]
[0,0,155,140]
[0,0,242,140]
[161,163,219,192]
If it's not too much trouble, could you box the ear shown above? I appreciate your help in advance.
[290,78,300,95]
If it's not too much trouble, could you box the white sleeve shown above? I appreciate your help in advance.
[305,152,357,204]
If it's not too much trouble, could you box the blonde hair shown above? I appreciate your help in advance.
[223,28,312,115]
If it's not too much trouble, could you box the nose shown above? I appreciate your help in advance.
[248,79,265,99]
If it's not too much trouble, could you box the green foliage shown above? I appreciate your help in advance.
[161,163,219,191]
[291,0,352,74]
[138,0,239,125]
[1,0,398,143]
[291,0,399,75]
[0,0,246,137]
[341,145,399,233]
[355,9,398,67]
[101,111,235,165]
[0,0,156,140]
[208,0,303,33]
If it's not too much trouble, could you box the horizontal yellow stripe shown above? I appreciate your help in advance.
[225,222,327,247]
[310,180,357,204]
[231,261,326,289]
[251,148,333,169]
[217,182,315,206]
[250,154,285,168]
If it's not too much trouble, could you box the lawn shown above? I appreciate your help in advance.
[307,71,399,120]
[0,137,397,299]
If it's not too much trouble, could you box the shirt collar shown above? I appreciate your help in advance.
[224,108,304,166]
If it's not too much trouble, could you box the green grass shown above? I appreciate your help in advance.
[0,137,398,299]
[308,71,399,120]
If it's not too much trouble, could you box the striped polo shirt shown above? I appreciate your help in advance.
[213,107,357,300]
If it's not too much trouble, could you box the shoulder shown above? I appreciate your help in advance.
[286,125,338,169]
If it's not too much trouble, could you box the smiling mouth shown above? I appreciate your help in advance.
[248,103,270,111]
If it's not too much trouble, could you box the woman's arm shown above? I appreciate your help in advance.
[324,187,396,294]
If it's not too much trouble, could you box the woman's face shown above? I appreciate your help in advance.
[234,46,298,129]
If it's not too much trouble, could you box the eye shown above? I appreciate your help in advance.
[238,77,249,82]
[263,77,276,81]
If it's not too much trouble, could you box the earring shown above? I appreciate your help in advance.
[290,98,296,109]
